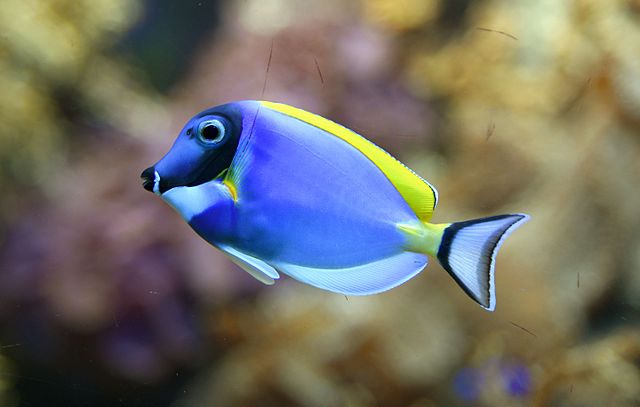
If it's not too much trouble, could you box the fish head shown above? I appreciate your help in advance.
[141,103,244,195]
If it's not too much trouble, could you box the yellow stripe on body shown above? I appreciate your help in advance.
[261,101,438,221]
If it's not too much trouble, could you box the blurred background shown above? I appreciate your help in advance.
[1,0,639,405]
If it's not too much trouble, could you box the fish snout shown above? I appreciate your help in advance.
[140,167,156,193]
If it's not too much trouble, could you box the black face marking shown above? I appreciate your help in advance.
[140,167,155,192]
[146,103,244,193]
[182,108,242,188]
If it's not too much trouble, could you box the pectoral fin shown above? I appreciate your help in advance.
[218,244,280,285]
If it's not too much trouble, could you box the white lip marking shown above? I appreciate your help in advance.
[153,170,161,196]
[161,181,223,222]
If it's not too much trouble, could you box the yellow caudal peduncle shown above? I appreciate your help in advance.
[398,221,450,257]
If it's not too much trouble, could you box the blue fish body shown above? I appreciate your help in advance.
[214,101,414,267]
[142,101,529,310]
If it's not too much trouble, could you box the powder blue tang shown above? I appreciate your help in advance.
[141,100,529,311]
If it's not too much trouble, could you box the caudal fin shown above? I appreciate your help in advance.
[437,214,529,311]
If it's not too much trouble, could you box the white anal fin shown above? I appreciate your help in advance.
[218,244,280,285]
[275,252,428,295]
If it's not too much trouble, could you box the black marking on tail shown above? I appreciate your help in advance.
[437,214,520,307]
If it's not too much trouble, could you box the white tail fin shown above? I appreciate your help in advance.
[437,214,529,311]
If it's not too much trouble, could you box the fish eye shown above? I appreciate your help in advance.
[197,119,225,144]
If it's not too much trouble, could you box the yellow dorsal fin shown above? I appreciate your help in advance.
[262,101,438,221]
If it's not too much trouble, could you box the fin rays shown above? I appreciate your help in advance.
[276,252,428,295]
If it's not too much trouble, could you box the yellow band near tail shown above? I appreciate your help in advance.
[397,221,450,256]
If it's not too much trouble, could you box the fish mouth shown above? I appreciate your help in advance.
[140,167,162,195]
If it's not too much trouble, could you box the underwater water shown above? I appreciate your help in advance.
[1,0,639,406]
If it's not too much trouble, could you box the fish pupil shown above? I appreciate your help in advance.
[201,124,220,140]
